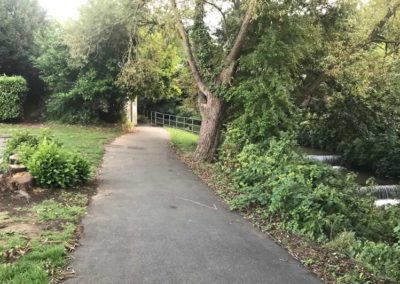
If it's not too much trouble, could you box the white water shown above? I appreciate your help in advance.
[375,199,400,207]
[306,151,400,207]
[307,155,342,164]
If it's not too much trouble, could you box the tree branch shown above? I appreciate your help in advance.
[357,1,400,49]
[217,0,257,84]
[301,1,400,103]
[225,0,256,65]
[204,0,228,33]
[169,0,211,98]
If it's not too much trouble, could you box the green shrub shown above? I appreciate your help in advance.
[222,135,400,242]
[27,140,90,188]
[355,241,400,282]
[326,231,358,254]
[3,130,59,164]
[45,92,97,124]
[3,131,41,163]
[69,154,91,184]
[0,75,28,121]
[45,70,126,124]
[342,134,400,179]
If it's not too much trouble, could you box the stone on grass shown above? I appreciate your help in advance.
[9,164,27,175]
[9,154,21,165]
[8,172,33,192]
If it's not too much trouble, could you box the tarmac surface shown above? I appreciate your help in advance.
[64,126,321,284]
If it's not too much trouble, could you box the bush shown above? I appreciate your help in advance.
[45,70,126,124]
[342,134,400,179]
[28,140,90,188]
[354,241,400,282]
[3,130,59,163]
[0,75,28,121]
[4,131,90,188]
[3,131,41,163]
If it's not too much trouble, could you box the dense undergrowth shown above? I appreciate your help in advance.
[299,94,400,180]
[220,129,400,283]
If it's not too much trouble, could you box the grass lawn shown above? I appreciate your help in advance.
[167,128,198,153]
[0,123,121,167]
[0,123,122,283]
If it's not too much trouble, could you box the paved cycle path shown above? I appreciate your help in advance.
[64,126,321,284]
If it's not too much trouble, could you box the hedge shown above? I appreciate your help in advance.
[0,75,28,121]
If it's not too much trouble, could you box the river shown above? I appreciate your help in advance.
[302,147,397,186]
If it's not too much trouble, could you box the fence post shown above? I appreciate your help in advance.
[191,119,194,133]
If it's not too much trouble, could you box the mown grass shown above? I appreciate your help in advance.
[167,128,198,152]
[0,193,88,283]
[0,123,122,283]
[0,123,121,167]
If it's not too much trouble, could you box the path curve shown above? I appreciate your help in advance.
[64,126,321,284]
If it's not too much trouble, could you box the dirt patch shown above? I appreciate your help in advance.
[0,223,40,239]
[0,187,51,212]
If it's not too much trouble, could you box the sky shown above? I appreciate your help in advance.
[38,0,87,22]
[38,0,224,31]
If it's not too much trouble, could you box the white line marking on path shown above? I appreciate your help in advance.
[176,196,218,210]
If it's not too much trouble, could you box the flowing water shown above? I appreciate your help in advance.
[302,147,397,186]
[302,147,400,204]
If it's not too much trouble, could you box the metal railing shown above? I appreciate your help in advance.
[149,111,202,134]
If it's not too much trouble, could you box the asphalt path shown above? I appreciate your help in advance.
[64,126,321,284]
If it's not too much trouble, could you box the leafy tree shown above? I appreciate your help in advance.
[118,30,183,102]
[170,0,258,161]
[0,0,46,118]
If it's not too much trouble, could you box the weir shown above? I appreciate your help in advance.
[307,155,341,165]
[359,185,400,199]
[374,199,400,207]
[307,152,400,207]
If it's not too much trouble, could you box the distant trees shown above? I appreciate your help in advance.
[33,0,185,124]
[0,0,46,118]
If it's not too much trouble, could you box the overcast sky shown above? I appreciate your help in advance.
[38,0,87,21]
[38,0,225,31]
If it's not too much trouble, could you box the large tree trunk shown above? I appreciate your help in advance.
[195,93,224,161]
[169,0,257,161]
